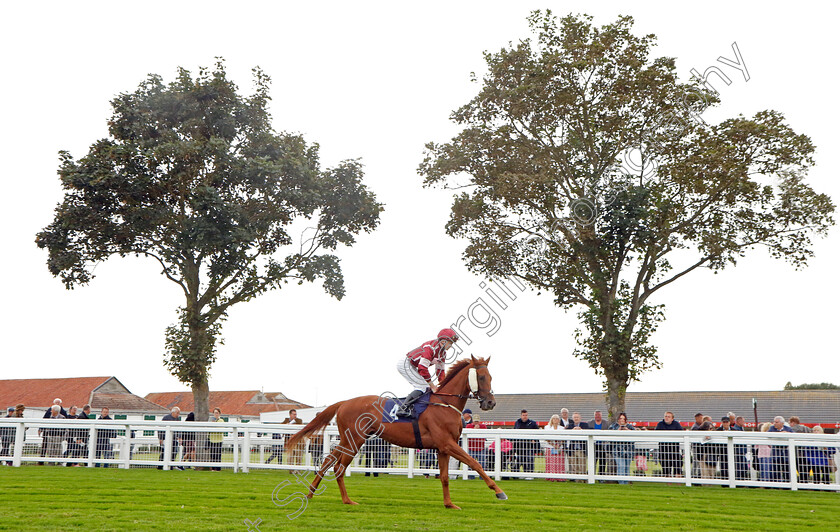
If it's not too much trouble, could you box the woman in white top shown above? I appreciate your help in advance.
[543,414,566,481]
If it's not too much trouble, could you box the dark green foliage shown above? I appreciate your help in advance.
[784,382,839,390]
[420,12,834,420]
[36,60,382,419]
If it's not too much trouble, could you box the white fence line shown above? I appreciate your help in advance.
[1,419,838,491]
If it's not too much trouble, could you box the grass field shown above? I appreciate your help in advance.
[1,467,839,531]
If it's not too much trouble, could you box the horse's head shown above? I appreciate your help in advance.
[469,355,496,411]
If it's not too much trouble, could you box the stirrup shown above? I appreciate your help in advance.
[395,390,422,418]
[395,401,414,418]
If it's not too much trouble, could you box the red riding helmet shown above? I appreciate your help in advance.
[437,328,459,343]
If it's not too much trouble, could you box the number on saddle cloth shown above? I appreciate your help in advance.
[381,390,432,423]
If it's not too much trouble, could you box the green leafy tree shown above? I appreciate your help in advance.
[784,382,839,390]
[419,12,834,420]
[36,61,383,420]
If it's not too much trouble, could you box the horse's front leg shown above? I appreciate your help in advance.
[334,449,360,505]
[437,450,459,509]
[442,442,507,500]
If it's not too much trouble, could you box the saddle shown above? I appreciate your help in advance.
[381,390,431,423]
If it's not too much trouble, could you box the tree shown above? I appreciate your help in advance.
[419,12,834,420]
[36,61,383,420]
[784,382,839,390]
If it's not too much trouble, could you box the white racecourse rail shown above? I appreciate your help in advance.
[0,419,837,491]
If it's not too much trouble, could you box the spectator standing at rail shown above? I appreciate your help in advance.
[418,447,438,476]
[768,416,793,482]
[543,414,565,482]
[789,416,812,482]
[463,409,488,473]
[512,409,539,476]
[715,416,733,480]
[64,406,84,466]
[2,405,24,466]
[559,408,571,428]
[655,411,683,478]
[362,435,390,477]
[730,415,749,480]
[157,407,182,470]
[95,407,118,468]
[43,398,68,419]
[689,413,705,478]
[587,410,610,478]
[489,438,513,476]
[804,426,832,484]
[264,429,284,465]
[39,399,67,464]
[282,409,304,472]
[755,422,773,482]
[181,412,197,468]
[690,413,704,430]
[566,412,589,478]
[43,405,67,464]
[76,405,92,462]
[0,407,14,461]
[361,436,380,477]
[692,416,716,479]
[610,412,635,484]
[208,408,224,471]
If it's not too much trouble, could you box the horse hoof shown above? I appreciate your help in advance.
[496,492,508,500]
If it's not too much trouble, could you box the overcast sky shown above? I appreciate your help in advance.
[1,2,837,411]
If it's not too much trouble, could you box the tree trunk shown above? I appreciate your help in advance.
[192,378,211,466]
[604,373,627,424]
[192,378,210,422]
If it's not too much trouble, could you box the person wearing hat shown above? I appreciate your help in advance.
[461,409,473,428]
[395,328,460,418]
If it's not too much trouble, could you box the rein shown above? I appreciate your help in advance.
[429,364,490,411]
[429,401,464,416]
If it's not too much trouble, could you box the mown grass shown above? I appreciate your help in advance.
[0,467,838,531]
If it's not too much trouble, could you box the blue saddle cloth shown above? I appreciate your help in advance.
[381,390,431,423]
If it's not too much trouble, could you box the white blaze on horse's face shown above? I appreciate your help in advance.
[468,368,478,395]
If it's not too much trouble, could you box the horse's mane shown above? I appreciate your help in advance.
[438,357,486,389]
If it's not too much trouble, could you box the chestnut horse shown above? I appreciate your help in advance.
[287,355,506,508]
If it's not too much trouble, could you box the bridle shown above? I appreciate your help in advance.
[431,364,493,402]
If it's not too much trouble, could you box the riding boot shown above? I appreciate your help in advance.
[396,389,425,418]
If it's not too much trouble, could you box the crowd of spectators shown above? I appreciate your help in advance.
[2,401,838,488]
[455,409,838,486]
[0,400,229,470]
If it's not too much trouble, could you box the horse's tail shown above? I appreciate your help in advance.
[287,401,344,448]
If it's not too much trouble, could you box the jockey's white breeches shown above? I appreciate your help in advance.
[397,358,428,391]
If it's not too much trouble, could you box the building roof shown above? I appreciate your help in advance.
[463,390,840,426]
[90,393,169,413]
[0,376,168,413]
[144,391,310,417]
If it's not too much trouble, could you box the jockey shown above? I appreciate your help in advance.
[395,328,460,417]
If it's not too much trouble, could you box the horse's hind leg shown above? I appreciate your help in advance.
[334,450,360,505]
[306,448,340,499]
